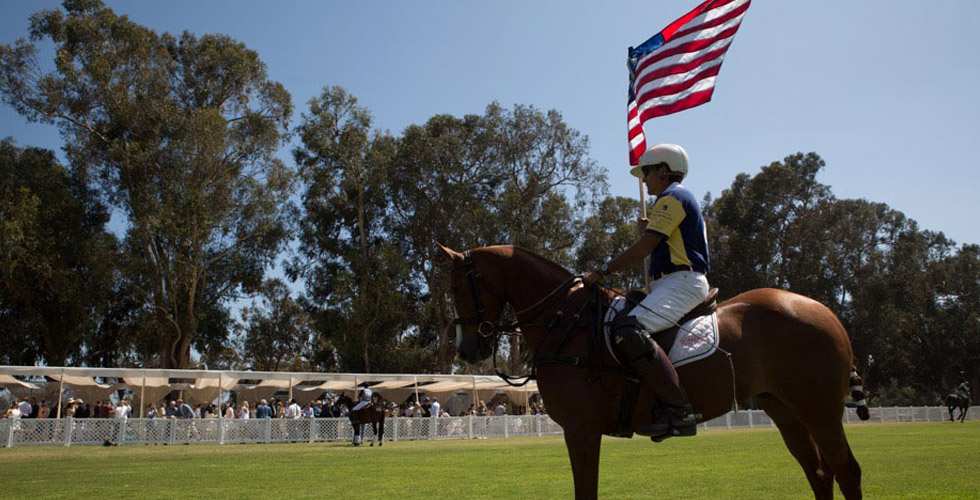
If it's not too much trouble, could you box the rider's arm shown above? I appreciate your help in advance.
[583,231,662,286]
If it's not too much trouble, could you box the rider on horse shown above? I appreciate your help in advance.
[352,388,374,412]
[956,371,971,400]
[583,144,708,439]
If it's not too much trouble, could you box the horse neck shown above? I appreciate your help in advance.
[491,247,573,315]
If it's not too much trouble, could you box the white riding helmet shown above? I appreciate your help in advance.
[630,144,689,179]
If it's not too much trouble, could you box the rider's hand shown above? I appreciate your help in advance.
[582,270,602,287]
[637,217,649,234]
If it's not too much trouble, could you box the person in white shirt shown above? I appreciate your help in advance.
[286,399,302,419]
[429,399,441,418]
[5,405,22,419]
[17,398,32,417]
[239,401,250,419]
[113,401,129,419]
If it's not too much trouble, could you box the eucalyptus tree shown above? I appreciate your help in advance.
[240,278,315,372]
[292,86,418,373]
[0,0,295,368]
[391,103,607,373]
[0,140,118,366]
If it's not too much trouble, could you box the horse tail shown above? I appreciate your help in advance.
[849,367,870,420]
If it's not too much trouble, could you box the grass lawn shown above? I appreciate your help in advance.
[0,421,977,499]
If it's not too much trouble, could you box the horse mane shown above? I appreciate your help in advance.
[476,245,574,279]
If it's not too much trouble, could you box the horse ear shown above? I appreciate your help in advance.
[435,242,464,263]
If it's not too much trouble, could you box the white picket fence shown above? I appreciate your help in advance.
[2,406,975,448]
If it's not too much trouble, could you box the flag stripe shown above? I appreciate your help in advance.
[639,88,716,121]
[634,10,747,78]
[634,41,731,99]
[626,0,750,165]
[637,63,722,104]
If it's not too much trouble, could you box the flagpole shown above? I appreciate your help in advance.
[639,178,651,292]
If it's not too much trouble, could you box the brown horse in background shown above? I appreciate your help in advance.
[337,394,386,446]
[439,244,869,500]
[944,393,970,422]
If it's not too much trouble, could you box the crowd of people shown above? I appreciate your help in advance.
[4,394,546,420]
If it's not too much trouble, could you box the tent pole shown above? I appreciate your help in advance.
[218,372,223,421]
[472,377,478,414]
[55,368,65,419]
[414,377,420,410]
[139,372,146,419]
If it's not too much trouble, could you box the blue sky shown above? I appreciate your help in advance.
[2,0,979,247]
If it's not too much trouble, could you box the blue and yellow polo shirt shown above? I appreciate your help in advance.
[645,182,710,277]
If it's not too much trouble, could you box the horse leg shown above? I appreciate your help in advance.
[808,421,863,500]
[758,397,834,500]
[562,431,602,500]
[353,423,361,446]
[377,421,384,447]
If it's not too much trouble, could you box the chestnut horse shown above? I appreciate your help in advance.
[439,244,869,500]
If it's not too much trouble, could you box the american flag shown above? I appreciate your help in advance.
[628,0,751,165]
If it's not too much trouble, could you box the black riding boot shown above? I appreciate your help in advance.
[610,315,698,440]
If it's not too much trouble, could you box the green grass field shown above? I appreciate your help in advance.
[0,422,977,499]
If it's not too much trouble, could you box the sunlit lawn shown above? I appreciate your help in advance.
[0,421,977,499]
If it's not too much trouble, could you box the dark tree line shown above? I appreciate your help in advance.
[2,1,977,405]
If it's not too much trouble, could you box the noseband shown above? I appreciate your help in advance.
[452,252,515,339]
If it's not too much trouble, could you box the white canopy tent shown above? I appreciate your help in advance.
[0,366,540,414]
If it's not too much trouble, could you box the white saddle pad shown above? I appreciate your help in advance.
[604,297,719,368]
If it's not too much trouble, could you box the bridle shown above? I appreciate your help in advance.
[451,251,585,385]
[452,251,581,337]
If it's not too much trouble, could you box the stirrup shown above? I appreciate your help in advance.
[638,407,700,441]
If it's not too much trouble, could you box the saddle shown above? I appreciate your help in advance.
[613,287,720,354]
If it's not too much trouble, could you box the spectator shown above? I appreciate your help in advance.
[63,398,77,417]
[255,399,272,419]
[177,399,195,419]
[276,401,286,419]
[301,402,314,419]
[100,400,113,418]
[114,400,130,419]
[477,401,489,416]
[28,398,39,418]
[157,404,167,418]
[74,399,89,418]
[17,397,32,418]
[286,399,301,419]
[165,400,178,418]
[429,398,441,418]
[239,401,250,419]
[223,404,235,419]
[4,403,22,419]
[494,402,506,416]
[37,401,49,419]
[146,404,158,419]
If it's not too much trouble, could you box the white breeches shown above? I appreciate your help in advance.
[630,271,709,333]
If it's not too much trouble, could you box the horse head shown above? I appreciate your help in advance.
[437,243,503,363]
